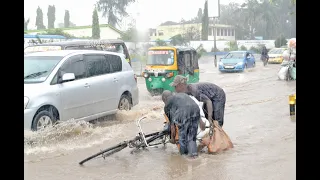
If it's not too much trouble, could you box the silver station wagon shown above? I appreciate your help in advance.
[24,50,139,131]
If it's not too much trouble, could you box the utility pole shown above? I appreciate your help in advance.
[213,17,217,67]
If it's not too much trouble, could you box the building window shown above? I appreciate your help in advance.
[228,29,231,36]
[209,28,213,36]
[231,29,234,36]
[220,28,224,36]
[225,29,228,36]
[216,28,219,36]
[158,31,164,36]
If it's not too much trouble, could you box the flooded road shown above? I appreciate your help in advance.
[24,56,296,180]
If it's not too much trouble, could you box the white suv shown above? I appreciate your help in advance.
[24,50,139,131]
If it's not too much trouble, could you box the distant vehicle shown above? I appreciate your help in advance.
[219,51,256,72]
[24,39,132,66]
[24,50,139,131]
[268,48,287,64]
[142,46,199,95]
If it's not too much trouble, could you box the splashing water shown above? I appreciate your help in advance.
[24,101,165,155]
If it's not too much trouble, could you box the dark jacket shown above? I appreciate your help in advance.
[164,93,200,127]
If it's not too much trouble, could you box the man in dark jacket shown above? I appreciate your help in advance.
[162,90,200,157]
[170,75,226,127]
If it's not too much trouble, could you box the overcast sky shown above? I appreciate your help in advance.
[24,0,244,31]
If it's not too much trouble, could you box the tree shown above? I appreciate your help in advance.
[121,26,138,42]
[64,10,70,28]
[97,0,135,27]
[197,8,203,22]
[155,39,167,46]
[274,35,287,47]
[24,18,30,31]
[92,8,100,39]
[35,6,46,30]
[47,5,56,29]
[170,34,187,46]
[183,27,201,41]
[201,1,209,40]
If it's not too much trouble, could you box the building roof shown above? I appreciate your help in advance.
[25,24,124,35]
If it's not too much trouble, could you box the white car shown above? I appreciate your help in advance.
[24,50,139,131]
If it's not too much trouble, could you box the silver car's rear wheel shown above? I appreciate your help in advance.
[118,94,131,111]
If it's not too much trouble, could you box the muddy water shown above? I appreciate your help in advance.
[24,57,296,180]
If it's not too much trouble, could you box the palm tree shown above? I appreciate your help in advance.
[97,0,135,27]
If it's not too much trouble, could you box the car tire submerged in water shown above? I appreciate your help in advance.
[32,110,56,131]
[118,94,132,111]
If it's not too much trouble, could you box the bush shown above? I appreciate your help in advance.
[224,48,230,51]
[249,46,261,54]
[275,35,287,48]
[240,45,247,51]
[225,41,238,51]
[211,47,220,52]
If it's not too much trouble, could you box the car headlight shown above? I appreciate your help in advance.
[237,62,244,66]
[24,97,29,109]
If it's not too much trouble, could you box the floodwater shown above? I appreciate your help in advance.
[24,56,296,180]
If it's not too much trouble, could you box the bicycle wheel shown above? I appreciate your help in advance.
[79,143,127,165]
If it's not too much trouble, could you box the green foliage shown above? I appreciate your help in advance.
[211,47,219,52]
[121,27,138,42]
[155,39,167,46]
[170,34,187,46]
[40,29,75,39]
[35,6,46,30]
[240,45,247,51]
[97,0,135,27]
[24,18,30,31]
[196,44,207,59]
[249,46,262,54]
[218,0,296,39]
[47,5,56,29]
[226,41,238,51]
[92,8,100,39]
[274,35,288,48]
[64,10,70,28]
[201,1,209,40]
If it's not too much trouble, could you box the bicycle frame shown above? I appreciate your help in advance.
[79,116,169,165]
[135,116,169,148]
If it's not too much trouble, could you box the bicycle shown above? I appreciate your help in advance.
[79,116,170,165]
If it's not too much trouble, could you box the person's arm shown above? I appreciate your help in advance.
[199,118,206,131]
[199,94,214,124]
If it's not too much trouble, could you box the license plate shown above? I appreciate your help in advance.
[224,66,234,69]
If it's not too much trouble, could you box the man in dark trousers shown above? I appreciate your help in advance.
[162,90,200,157]
[170,75,226,127]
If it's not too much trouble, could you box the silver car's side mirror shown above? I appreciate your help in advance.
[62,73,75,82]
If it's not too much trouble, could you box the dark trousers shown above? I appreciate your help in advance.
[203,99,226,127]
[177,116,199,156]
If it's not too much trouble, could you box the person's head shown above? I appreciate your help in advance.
[162,90,173,104]
[170,75,188,93]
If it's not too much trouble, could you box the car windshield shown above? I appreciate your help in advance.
[269,49,285,54]
[147,50,174,65]
[224,52,245,59]
[24,56,63,84]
